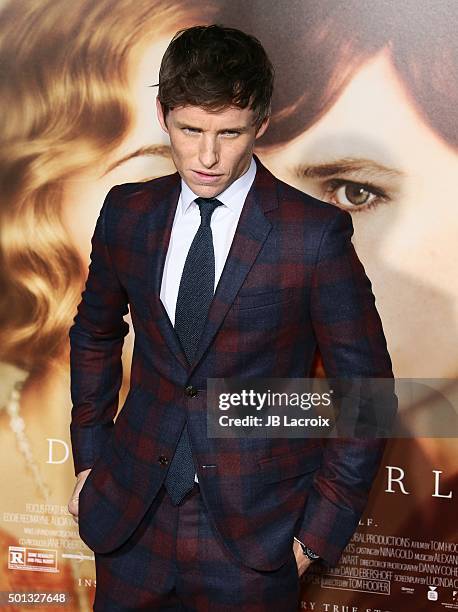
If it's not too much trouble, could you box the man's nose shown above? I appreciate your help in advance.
[199,135,219,168]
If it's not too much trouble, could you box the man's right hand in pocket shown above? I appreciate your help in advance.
[68,468,92,524]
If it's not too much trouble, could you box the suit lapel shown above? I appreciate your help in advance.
[147,172,189,371]
[146,158,279,375]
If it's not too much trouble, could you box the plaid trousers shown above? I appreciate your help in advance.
[93,483,301,611]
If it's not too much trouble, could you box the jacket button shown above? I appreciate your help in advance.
[184,385,198,397]
[158,455,169,466]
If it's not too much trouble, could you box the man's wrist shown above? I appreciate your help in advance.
[294,536,320,561]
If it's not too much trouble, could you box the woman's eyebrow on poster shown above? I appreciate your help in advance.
[104,143,172,175]
[293,157,404,183]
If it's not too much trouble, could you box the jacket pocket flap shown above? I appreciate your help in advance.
[257,449,322,484]
[233,287,298,310]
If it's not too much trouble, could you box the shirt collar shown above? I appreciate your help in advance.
[180,156,257,215]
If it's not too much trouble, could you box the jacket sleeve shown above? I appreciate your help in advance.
[295,207,396,567]
[69,186,129,476]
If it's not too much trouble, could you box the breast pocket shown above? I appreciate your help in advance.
[227,288,305,335]
[232,287,300,310]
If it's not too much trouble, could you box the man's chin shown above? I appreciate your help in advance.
[188,181,227,198]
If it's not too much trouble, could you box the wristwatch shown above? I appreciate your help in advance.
[294,537,320,561]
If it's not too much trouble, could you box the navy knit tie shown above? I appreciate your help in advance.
[164,197,223,505]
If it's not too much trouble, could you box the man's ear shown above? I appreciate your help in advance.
[255,115,270,140]
[156,97,169,133]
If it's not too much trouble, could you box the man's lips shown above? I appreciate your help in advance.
[191,170,223,182]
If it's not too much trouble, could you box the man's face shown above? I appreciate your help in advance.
[156,100,269,197]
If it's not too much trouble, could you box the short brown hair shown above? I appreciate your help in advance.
[158,24,274,127]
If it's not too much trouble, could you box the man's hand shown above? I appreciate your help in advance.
[292,539,314,578]
[68,468,92,524]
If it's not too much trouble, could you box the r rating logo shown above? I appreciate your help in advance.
[8,546,58,573]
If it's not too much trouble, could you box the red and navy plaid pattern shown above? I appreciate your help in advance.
[92,484,301,611]
[70,157,394,570]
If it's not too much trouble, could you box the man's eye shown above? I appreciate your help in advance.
[182,127,199,134]
[324,179,388,211]
[222,131,240,137]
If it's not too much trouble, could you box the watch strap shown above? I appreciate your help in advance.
[298,541,320,561]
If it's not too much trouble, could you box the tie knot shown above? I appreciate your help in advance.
[195,197,223,226]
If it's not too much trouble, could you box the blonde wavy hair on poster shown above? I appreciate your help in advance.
[0,0,209,373]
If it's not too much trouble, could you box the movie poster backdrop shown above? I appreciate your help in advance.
[0,1,456,610]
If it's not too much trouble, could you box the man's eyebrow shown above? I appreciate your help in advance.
[176,122,248,133]
[227,128,248,134]
[104,144,172,175]
[219,126,248,133]
[294,157,404,180]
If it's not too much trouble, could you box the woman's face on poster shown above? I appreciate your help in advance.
[258,48,458,378]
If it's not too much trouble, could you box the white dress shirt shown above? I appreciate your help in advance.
[160,157,257,482]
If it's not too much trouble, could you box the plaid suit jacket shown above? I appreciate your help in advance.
[69,157,394,570]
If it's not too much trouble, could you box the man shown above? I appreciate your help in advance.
[68,25,394,610]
